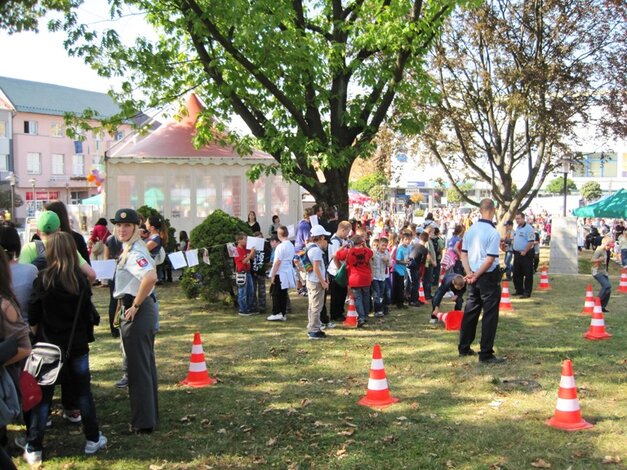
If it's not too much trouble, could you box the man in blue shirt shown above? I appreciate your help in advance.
[458,198,505,364]
[512,212,536,298]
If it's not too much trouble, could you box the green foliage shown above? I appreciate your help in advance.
[546,177,577,195]
[446,182,473,204]
[414,208,425,217]
[369,184,388,202]
[180,210,251,302]
[581,181,603,201]
[350,174,388,196]
[137,205,177,252]
[0,189,24,210]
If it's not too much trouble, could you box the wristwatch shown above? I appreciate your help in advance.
[133,303,142,309]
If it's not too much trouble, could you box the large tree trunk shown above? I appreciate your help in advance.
[302,167,351,220]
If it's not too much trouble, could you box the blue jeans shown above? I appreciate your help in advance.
[352,287,371,321]
[504,251,513,279]
[372,280,391,314]
[621,249,627,267]
[27,353,100,451]
[593,273,611,308]
[237,272,254,313]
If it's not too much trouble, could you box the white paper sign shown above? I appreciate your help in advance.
[246,236,265,251]
[226,243,238,258]
[287,224,295,238]
[185,249,199,267]
[92,260,116,280]
[168,251,188,270]
[310,215,319,226]
[202,249,210,265]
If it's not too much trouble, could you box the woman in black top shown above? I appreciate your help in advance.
[247,211,261,233]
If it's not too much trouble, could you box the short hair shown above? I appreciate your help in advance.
[303,207,314,218]
[325,207,337,219]
[516,211,526,219]
[272,215,280,223]
[277,226,288,237]
[312,204,323,214]
[236,232,247,242]
[419,232,429,242]
[311,235,326,242]
[505,220,514,226]
[352,235,364,245]
[452,274,466,289]
[0,225,21,258]
[338,221,352,231]
[379,237,388,244]
[253,231,263,237]
[401,232,412,240]
[479,198,495,212]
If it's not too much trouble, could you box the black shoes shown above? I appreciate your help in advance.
[480,356,506,364]
[459,348,477,357]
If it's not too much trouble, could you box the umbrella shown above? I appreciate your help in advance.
[572,188,627,219]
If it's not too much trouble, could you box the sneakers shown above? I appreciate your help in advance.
[85,432,108,454]
[63,410,82,424]
[238,311,254,316]
[480,356,506,364]
[15,438,42,465]
[307,331,327,340]
[320,322,336,330]
[459,348,477,357]
[298,287,308,297]
[116,374,129,389]
[266,313,286,321]
[429,318,438,324]
[374,311,385,318]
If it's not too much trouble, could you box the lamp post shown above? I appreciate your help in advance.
[561,157,573,217]
[5,172,16,220]
[65,181,70,205]
[29,178,37,217]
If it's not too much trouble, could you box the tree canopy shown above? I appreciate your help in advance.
[350,173,387,196]
[546,177,577,195]
[580,181,603,202]
[420,0,626,223]
[21,0,471,218]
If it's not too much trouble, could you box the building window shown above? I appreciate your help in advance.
[24,121,38,135]
[0,121,6,138]
[0,154,7,171]
[170,176,191,218]
[573,152,617,178]
[51,153,65,175]
[144,177,165,213]
[50,122,64,137]
[222,175,242,217]
[197,175,217,218]
[247,178,267,217]
[115,131,124,141]
[27,152,41,174]
[72,154,84,176]
[270,176,290,217]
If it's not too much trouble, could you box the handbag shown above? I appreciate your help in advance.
[24,290,85,386]
[19,370,42,412]
[334,262,348,287]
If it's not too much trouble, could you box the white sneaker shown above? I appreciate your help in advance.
[63,409,82,423]
[374,311,385,318]
[85,432,108,454]
[322,322,336,329]
[429,318,438,324]
[266,313,286,321]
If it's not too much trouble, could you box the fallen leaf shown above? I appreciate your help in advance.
[531,458,551,468]
[410,402,420,410]
[252,456,267,465]
[240,426,252,433]
[300,398,311,408]
[446,460,456,468]
[396,416,408,421]
[217,428,226,434]
[337,429,355,436]
[344,421,358,428]
[382,435,396,444]
[286,408,298,416]
[266,437,277,447]
[489,400,504,408]
[313,421,330,428]
[336,448,348,458]
[602,455,622,464]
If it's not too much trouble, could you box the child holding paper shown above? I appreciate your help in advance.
[250,232,270,313]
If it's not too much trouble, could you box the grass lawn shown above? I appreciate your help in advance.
[10,249,626,469]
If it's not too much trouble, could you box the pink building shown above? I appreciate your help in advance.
[0,76,132,223]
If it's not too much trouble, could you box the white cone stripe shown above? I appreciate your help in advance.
[192,344,204,354]
[591,319,605,326]
[370,358,384,369]
[189,362,207,372]
[584,301,594,306]
[555,398,580,412]
[559,376,576,388]
[367,378,389,391]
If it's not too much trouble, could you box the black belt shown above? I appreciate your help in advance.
[121,292,157,308]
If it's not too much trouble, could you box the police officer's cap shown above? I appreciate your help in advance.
[110,208,141,225]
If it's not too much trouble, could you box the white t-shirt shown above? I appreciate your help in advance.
[307,244,326,283]
[274,240,296,290]
[113,240,156,298]
[327,235,344,276]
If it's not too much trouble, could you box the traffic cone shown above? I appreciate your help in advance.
[583,298,612,340]
[581,284,594,315]
[499,280,513,311]
[179,332,217,387]
[436,310,463,331]
[343,296,358,328]
[546,359,593,431]
[357,344,399,409]
[538,265,551,290]
[619,267,627,293]
[438,266,446,287]
[418,281,427,303]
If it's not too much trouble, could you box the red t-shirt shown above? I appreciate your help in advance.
[234,245,251,272]
[336,246,373,287]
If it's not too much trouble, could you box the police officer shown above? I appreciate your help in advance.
[458,199,505,364]
[111,208,159,433]
[512,211,535,298]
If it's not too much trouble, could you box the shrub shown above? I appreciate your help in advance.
[136,205,177,252]
[180,210,252,303]
[414,209,424,217]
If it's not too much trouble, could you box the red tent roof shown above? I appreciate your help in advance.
[110,94,271,160]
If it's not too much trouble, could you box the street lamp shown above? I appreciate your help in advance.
[65,181,70,205]
[561,157,574,216]
[29,178,37,217]
[5,172,16,220]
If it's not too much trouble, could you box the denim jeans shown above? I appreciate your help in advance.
[251,274,266,311]
[27,353,100,452]
[237,272,254,313]
[593,273,611,308]
[621,249,627,267]
[504,251,513,279]
[352,286,371,321]
[372,280,391,314]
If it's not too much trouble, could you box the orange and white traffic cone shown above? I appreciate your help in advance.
[499,280,513,311]
[418,281,427,303]
[357,344,399,409]
[179,332,217,387]
[619,267,627,293]
[436,310,463,331]
[438,266,446,287]
[546,359,593,431]
[581,284,594,315]
[538,265,551,290]
[343,296,358,328]
[583,298,612,340]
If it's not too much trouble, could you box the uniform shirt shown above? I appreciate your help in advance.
[113,240,156,299]
[306,244,326,283]
[512,222,535,252]
[394,244,410,276]
[462,219,500,273]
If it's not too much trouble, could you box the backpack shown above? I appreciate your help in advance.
[154,246,166,265]
[294,244,317,273]
[31,240,47,271]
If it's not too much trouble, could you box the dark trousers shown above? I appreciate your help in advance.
[328,275,347,321]
[251,273,267,312]
[423,266,434,299]
[108,281,120,337]
[271,276,288,315]
[393,272,405,307]
[458,269,501,361]
[513,252,534,295]
[593,273,611,308]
